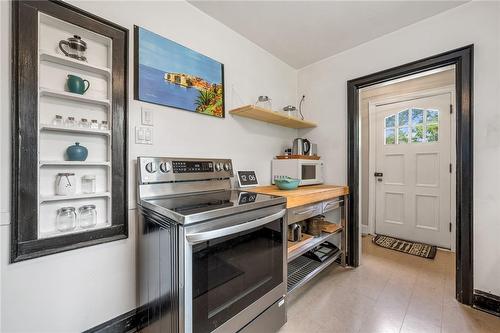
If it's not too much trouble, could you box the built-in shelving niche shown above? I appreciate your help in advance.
[12,1,128,262]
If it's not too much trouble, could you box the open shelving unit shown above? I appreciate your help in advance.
[286,199,347,294]
[12,1,128,262]
[229,105,317,129]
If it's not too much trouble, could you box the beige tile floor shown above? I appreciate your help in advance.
[279,236,500,333]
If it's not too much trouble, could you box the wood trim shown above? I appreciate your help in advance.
[11,0,129,262]
[473,290,500,317]
[346,45,474,304]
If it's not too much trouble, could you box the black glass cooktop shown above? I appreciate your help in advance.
[147,190,283,217]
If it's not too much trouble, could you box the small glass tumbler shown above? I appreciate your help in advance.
[81,175,96,194]
[99,120,109,130]
[65,116,77,127]
[56,207,77,232]
[79,118,89,128]
[52,115,63,126]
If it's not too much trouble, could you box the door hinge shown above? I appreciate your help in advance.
[449,222,452,232]
[449,163,452,173]
[450,104,453,114]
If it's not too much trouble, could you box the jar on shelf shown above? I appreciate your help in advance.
[55,172,76,196]
[56,207,77,232]
[99,120,109,130]
[78,205,97,228]
[90,119,99,129]
[65,116,76,127]
[52,115,63,126]
[79,118,89,128]
[81,175,96,194]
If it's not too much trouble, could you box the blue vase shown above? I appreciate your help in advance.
[66,142,88,161]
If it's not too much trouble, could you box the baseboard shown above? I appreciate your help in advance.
[473,289,500,317]
[83,309,138,333]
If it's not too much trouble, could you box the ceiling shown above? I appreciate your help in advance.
[189,1,467,69]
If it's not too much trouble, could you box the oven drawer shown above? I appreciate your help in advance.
[322,198,343,213]
[288,203,322,224]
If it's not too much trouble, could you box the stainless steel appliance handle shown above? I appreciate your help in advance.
[324,200,343,211]
[294,207,316,215]
[186,209,286,244]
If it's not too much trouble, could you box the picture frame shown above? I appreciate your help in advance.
[134,26,225,118]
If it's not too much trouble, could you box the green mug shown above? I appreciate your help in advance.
[67,74,90,94]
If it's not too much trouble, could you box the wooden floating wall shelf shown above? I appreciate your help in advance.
[229,105,317,129]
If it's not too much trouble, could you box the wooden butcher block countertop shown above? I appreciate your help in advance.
[249,184,349,209]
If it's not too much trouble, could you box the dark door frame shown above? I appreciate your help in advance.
[346,45,474,305]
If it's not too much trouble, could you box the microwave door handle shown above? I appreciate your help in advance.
[186,209,286,244]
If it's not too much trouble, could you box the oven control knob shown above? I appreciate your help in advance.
[145,162,157,173]
[215,163,222,171]
[160,162,171,173]
[223,163,231,171]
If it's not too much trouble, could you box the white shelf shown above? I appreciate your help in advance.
[40,124,111,136]
[39,222,111,239]
[40,50,111,77]
[40,160,111,167]
[40,192,111,203]
[40,88,110,107]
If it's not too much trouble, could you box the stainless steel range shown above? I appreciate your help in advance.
[137,157,287,333]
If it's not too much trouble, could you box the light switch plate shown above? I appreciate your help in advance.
[141,107,154,126]
[135,126,153,145]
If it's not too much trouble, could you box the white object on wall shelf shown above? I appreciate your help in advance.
[39,161,111,167]
[39,222,111,240]
[41,124,111,136]
[40,88,111,107]
[40,192,111,203]
[40,50,111,77]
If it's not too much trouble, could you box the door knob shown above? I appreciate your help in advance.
[374,172,383,177]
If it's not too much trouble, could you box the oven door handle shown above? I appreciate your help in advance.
[185,209,286,244]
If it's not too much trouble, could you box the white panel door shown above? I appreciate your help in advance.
[374,93,452,248]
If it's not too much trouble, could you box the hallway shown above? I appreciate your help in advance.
[280,236,500,333]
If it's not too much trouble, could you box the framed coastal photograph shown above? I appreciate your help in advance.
[134,26,225,118]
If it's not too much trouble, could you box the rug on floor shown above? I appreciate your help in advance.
[372,235,437,259]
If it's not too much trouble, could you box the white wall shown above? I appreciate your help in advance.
[0,1,298,332]
[297,1,500,296]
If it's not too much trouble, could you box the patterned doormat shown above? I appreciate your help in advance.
[373,235,437,259]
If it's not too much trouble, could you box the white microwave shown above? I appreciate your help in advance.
[271,159,324,186]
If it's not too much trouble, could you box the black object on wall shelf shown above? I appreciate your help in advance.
[11,0,128,262]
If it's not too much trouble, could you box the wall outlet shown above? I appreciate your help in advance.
[141,107,154,126]
[135,126,153,145]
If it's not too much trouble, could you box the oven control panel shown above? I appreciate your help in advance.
[138,157,233,184]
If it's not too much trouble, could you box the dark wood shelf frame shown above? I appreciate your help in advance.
[11,0,129,262]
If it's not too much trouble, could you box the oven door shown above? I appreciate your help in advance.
[299,161,323,185]
[182,206,286,333]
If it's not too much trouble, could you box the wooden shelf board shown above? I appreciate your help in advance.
[40,192,111,203]
[288,231,338,262]
[229,105,317,129]
[322,223,343,234]
[40,124,111,136]
[276,155,320,160]
[40,161,111,167]
[288,233,314,252]
[40,51,111,77]
[40,88,110,107]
